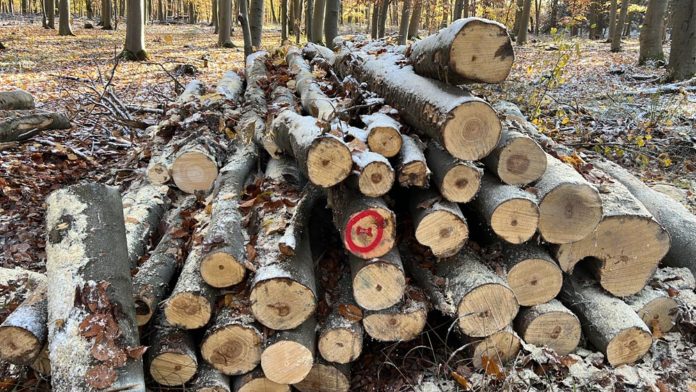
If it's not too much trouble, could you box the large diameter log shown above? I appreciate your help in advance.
[425,141,482,203]
[406,17,514,84]
[148,316,198,386]
[482,128,547,186]
[0,282,47,365]
[171,136,227,194]
[515,299,581,355]
[0,89,35,110]
[559,270,652,367]
[360,113,403,157]
[334,48,501,161]
[293,361,350,392]
[362,287,428,342]
[471,174,539,244]
[410,189,468,258]
[271,110,352,187]
[352,150,395,197]
[122,184,170,267]
[201,304,263,375]
[554,177,670,297]
[287,47,336,121]
[0,110,71,143]
[191,362,231,392]
[349,248,406,311]
[261,317,317,384]
[592,159,696,276]
[201,144,258,288]
[535,154,603,244]
[233,367,290,392]
[45,184,144,391]
[466,326,521,369]
[497,243,562,306]
[398,134,431,188]
[328,185,396,259]
[318,273,363,364]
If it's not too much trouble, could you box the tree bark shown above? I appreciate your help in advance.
[610,0,629,52]
[324,0,339,47]
[667,0,696,80]
[306,0,314,42]
[191,362,231,392]
[370,0,379,38]
[249,0,263,47]
[424,141,481,203]
[398,0,411,44]
[239,0,253,57]
[102,0,113,28]
[464,326,521,369]
[281,0,288,41]
[0,90,34,110]
[122,0,148,60]
[517,0,531,44]
[407,0,421,38]
[45,0,55,27]
[311,0,325,43]
[212,0,218,32]
[0,282,47,365]
[377,0,389,37]
[122,184,170,268]
[58,0,74,35]
[639,0,668,64]
[286,47,336,120]
[0,110,70,143]
[397,134,430,188]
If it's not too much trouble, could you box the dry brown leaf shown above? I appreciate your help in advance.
[85,365,117,389]
[450,370,471,390]
[481,355,505,380]
[338,303,363,323]
[126,345,148,359]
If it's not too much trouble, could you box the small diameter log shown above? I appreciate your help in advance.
[303,42,337,65]
[239,52,269,144]
[554,178,670,297]
[45,184,144,391]
[0,282,47,365]
[0,110,71,143]
[148,317,198,386]
[0,267,46,322]
[470,174,539,244]
[31,345,51,376]
[425,141,482,203]
[407,17,514,84]
[515,299,581,355]
[625,287,679,336]
[147,142,176,185]
[397,135,431,188]
[360,113,402,158]
[233,367,290,392]
[287,46,336,120]
[535,154,603,244]
[592,159,696,276]
[178,79,206,104]
[402,245,519,337]
[334,47,501,161]
[191,362,231,392]
[482,128,547,186]
[294,361,350,392]
[410,189,468,258]
[279,185,324,256]
[171,136,227,194]
[352,150,395,197]
[318,273,363,364]
[559,270,652,367]
[133,197,196,326]
[215,71,245,102]
[0,89,35,110]
[201,144,258,288]
[349,248,406,311]
[201,304,263,375]
[261,317,316,384]
[122,184,170,267]
[498,243,562,306]
[362,287,428,342]
[271,110,352,187]
[328,185,396,260]
[466,326,521,369]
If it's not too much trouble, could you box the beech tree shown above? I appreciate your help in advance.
[398,0,411,44]
[122,0,148,60]
[517,0,532,44]
[103,0,114,29]
[324,0,339,46]
[44,0,54,28]
[606,0,617,41]
[667,0,696,80]
[250,0,264,48]
[211,0,218,33]
[639,0,668,64]
[311,0,325,43]
[58,0,74,36]
[408,0,422,38]
[610,0,629,52]
[218,0,234,46]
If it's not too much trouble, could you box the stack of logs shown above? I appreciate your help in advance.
[1,17,696,392]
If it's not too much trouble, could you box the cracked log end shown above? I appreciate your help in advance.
[538,183,603,244]
[164,292,213,329]
[201,325,262,375]
[352,261,406,311]
[458,283,518,337]
[496,136,547,185]
[201,252,247,288]
[150,352,198,386]
[442,101,501,161]
[606,327,653,367]
[294,363,350,392]
[172,151,219,194]
[250,279,317,330]
[261,341,314,384]
[414,209,468,258]
[450,19,515,83]
[307,137,352,187]
[490,197,539,244]
[318,328,362,364]
[637,296,679,335]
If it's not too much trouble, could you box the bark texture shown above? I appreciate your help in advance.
[0,110,71,143]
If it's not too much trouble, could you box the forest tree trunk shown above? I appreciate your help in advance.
[58,0,73,35]
[377,0,389,37]
[607,0,617,41]
[408,0,421,37]
[610,0,629,52]
[218,0,233,46]
[102,0,113,29]
[123,0,148,60]
[44,0,54,27]
[667,0,696,80]
[371,0,379,38]
[249,0,264,47]
[639,0,668,64]
[281,0,288,41]
[398,0,411,44]
[211,0,218,32]
[324,0,339,46]
[311,0,325,43]
[239,0,253,56]
[516,0,531,44]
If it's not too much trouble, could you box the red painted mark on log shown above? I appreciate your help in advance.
[345,209,384,254]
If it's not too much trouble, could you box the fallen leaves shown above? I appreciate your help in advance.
[338,303,363,323]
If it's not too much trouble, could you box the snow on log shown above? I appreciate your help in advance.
[497,242,562,306]
[514,299,581,355]
[470,174,539,244]
[293,361,350,392]
[334,45,501,161]
[397,134,431,188]
[559,270,652,367]
[122,184,170,267]
[0,89,35,110]
[303,42,337,65]
[261,317,316,384]
[362,286,428,342]
[171,135,228,194]
[424,141,482,203]
[554,177,670,297]
[191,362,231,392]
[148,315,198,386]
[409,189,468,258]
[232,367,290,392]
[238,52,270,144]
[279,184,324,256]
[351,150,395,197]
[201,144,258,288]
[349,248,406,311]
[318,272,363,364]
[215,71,245,101]
[360,112,403,158]
[45,184,145,391]
[0,282,47,365]
[0,110,71,143]
[287,46,336,121]
[328,185,396,260]
[482,128,547,186]
[406,17,514,84]
[465,326,521,369]
[178,80,206,104]
[0,267,46,323]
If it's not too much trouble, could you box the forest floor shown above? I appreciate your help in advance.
[1,20,696,391]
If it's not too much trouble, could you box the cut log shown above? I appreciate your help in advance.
[201,144,258,288]
[191,362,231,392]
[554,176,670,297]
[559,270,652,367]
[360,112,402,158]
[466,326,521,369]
[279,184,324,256]
[147,142,177,185]
[0,89,35,110]
[424,141,482,203]
[497,243,562,306]
[318,273,363,364]
[515,299,581,355]
[148,316,198,386]
[239,52,270,144]
[132,197,196,326]
[303,42,337,65]
[232,367,290,392]
[261,317,316,384]
[215,71,245,101]
[401,244,519,337]
[406,17,514,84]
[334,46,501,161]
[293,361,350,392]
[164,212,216,329]
[262,85,300,158]
[287,46,336,120]
[362,286,428,342]
[592,159,696,276]
[45,184,145,391]
[470,174,539,244]
[397,134,431,188]
[0,267,46,323]
[352,150,395,197]
[201,303,263,375]
[535,154,603,244]
[349,248,406,311]
[328,185,396,259]
[271,110,352,187]
[482,128,547,186]
[122,184,170,267]
[409,189,468,258]
[178,79,206,104]
[0,282,47,365]
[171,135,228,194]
[0,110,71,143]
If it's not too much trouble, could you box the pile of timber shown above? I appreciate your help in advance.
[2,17,696,391]
[0,90,71,146]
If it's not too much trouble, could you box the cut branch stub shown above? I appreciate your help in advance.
[349,248,406,311]
[425,141,482,203]
[515,299,581,355]
[482,128,547,186]
[409,189,469,258]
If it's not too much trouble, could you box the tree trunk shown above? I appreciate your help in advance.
[512,0,523,37]
[667,0,696,80]
[424,141,481,203]
[158,0,164,21]
[85,0,92,18]
[350,150,395,197]
[370,0,378,38]
[58,0,74,35]
[607,0,617,40]
[311,0,325,43]
[452,0,462,20]
[270,0,277,23]
[218,0,234,46]
[122,185,170,268]
[211,0,218,31]
[377,0,388,37]
[102,0,113,27]
[547,0,557,31]
[324,0,339,47]
[249,0,263,47]
[306,0,314,41]
[397,134,430,188]
[293,0,301,43]
[0,90,34,110]
[610,0,629,52]
[45,184,145,391]
[45,0,55,27]
[0,282,47,365]
[281,0,288,41]
[515,299,581,355]
[481,128,546,186]
[239,0,253,57]
[517,0,531,44]
[409,188,468,257]
[398,0,410,44]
